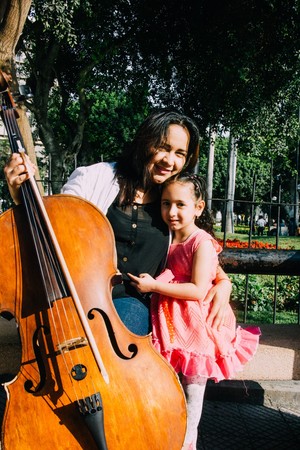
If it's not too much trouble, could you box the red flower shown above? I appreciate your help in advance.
[216,238,279,250]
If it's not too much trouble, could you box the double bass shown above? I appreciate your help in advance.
[0,71,187,449]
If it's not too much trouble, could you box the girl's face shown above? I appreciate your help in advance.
[148,124,190,185]
[161,182,205,236]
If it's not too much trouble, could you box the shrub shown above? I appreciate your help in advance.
[230,274,299,315]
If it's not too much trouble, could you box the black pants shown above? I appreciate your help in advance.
[257,226,264,236]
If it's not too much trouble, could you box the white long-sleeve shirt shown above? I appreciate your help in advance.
[62,162,120,214]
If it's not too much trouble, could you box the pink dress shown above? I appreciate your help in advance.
[151,229,260,382]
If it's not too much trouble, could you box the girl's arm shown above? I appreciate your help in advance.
[128,240,215,301]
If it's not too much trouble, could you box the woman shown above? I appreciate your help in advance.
[4,109,231,335]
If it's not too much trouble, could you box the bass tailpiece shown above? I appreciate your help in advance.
[78,392,108,450]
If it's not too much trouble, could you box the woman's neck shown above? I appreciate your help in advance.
[134,188,157,204]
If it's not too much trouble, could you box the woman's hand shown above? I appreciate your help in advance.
[204,278,232,330]
[4,153,36,204]
[127,272,156,294]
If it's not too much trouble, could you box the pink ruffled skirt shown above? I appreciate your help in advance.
[151,295,261,382]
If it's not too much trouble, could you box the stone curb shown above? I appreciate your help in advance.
[205,379,300,411]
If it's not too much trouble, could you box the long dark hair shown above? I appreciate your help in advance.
[115,109,200,205]
[162,172,215,236]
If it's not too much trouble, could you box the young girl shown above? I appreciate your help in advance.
[128,173,260,450]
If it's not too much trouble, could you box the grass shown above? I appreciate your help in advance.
[235,310,299,325]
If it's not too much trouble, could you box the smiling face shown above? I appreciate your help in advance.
[147,124,190,185]
[161,181,205,238]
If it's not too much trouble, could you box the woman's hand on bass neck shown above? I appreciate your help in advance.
[4,153,37,205]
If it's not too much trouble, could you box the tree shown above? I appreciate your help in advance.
[0,0,38,167]
[15,0,157,190]
[46,86,150,191]
[2,0,300,203]
[133,1,300,128]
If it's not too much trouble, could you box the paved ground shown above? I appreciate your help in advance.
[1,380,300,449]
[197,399,300,449]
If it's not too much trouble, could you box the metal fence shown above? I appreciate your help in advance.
[1,179,299,326]
[211,194,300,326]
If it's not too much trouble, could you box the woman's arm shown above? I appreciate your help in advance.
[128,240,216,301]
[204,265,232,330]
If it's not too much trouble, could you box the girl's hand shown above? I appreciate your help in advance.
[127,273,156,294]
[204,279,232,330]
[4,153,37,204]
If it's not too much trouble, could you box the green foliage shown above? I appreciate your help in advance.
[46,84,151,176]
[234,85,300,206]
[276,276,300,311]
[31,0,81,45]
[230,274,299,322]
[138,0,300,132]
[231,274,274,312]
[12,0,300,195]
[78,88,150,167]
[200,134,277,215]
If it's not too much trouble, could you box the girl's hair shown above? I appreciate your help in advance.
[115,109,200,205]
[163,172,215,236]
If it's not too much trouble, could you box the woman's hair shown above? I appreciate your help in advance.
[162,172,215,236]
[115,109,200,205]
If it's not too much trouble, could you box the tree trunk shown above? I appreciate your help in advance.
[0,0,43,191]
[0,0,31,63]
[295,139,299,230]
[224,135,237,234]
[206,127,216,211]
